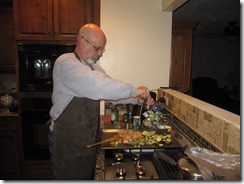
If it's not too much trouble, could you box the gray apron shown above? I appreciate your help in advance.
[51,97,100,179]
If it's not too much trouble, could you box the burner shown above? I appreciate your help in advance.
[136,165,146,175]
[104,150,159,180]
[116,165,126,176]
[114,153,123,162]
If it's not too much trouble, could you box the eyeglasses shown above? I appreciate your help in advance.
[80,35,106,53]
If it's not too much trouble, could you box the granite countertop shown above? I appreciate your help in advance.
[95,115,120,180]
[95,116,110,180]
[95,149,105,180]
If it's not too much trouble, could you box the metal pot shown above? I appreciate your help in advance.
[178,157,203,180]
[154,150,203,180]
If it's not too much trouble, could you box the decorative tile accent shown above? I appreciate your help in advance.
[167,109,221,152]
[158,88,240,154]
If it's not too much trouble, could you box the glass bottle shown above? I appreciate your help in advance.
[123,113,129,129]
[111,105,118,123]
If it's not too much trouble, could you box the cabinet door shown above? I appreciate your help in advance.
[170,21,197,94]
[0,116,21,179]
[14,0,100,41]
[13,0,53,40]
[53,0,100,40]
[0,131,21,179]
[0,4,17,72]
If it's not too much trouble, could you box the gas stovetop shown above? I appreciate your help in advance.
[104,150,160,180]
[102,122,196,180]
[104,148,186,180]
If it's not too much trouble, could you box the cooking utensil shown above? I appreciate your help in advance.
[139,104,143,117]
[178,157,203,180]
[143,98,150,111]
[86,135,122,148]
[154,149,203,180]
[153,150,178,165]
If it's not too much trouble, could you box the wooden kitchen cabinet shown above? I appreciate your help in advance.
[13,0,100,41]
[170,21,198,94]
[0,2,17,72]
[0,116,22,179]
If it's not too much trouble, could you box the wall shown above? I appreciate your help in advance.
[100,0,172,91]
[99,0,173,114]
[158,88,240,154]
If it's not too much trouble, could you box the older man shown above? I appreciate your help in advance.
[49,23,154,179]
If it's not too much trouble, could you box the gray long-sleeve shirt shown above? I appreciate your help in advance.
[50,53,139,123]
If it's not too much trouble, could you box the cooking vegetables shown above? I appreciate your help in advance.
[142,130,171,147]
[110,130,172,148]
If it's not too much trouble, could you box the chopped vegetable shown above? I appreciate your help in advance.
[110,130,172,148]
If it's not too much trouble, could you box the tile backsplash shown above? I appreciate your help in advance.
[0,74,17,93]
[157,88,240,154]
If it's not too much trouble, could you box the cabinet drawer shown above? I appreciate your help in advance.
[23,161,51,179]
[0,117,18,130]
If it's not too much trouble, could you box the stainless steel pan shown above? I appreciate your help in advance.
[99,129,184,149]
[154,149,203,180]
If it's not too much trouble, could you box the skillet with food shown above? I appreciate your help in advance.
[87,129,183,149]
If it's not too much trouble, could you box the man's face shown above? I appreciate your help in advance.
[80,35,106,64]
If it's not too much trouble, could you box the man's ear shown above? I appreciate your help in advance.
[80,39,86,48]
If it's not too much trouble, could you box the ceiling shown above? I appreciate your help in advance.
[173,0,240,36]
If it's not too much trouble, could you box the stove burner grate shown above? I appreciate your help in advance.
[162,160,178,174]
[153,158,179,180]
[152,148,186,180]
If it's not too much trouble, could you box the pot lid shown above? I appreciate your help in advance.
[178,157,202,177]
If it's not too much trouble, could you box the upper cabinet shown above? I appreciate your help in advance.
[170,21,198,94]
[13,0,100,41]
[0,2,17,72]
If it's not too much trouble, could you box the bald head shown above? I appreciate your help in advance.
[75,23,107,64]
[78,23,107,46]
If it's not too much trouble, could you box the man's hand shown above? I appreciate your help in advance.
[137,86,155,106]
[137,86,149,98]
[146,95,154,106]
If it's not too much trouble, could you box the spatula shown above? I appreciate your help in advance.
[86,135,122,148]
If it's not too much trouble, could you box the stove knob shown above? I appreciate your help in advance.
[116,165,126,176]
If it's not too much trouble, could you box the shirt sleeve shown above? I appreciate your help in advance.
[55,55,138,101]
[109,97,139,105]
